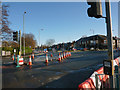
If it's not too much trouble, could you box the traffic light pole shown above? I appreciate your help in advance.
[105,0,114,88]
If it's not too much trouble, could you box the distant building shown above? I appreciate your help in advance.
[74,35,120,49]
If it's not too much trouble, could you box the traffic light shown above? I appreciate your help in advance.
[87,0,102,18]
[13,31,18,41]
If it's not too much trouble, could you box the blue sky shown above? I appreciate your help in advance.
[3,2,118,46]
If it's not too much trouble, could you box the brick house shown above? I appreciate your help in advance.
[74,35,120,49]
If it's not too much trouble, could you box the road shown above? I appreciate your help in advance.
[2,50,120,88]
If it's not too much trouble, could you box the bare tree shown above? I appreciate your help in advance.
[22,33,37,48]
[46,39,55,47]
[1,3,12,41]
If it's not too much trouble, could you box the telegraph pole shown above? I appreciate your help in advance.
[105,0,114,88]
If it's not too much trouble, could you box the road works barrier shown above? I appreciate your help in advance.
[78,57,120,90]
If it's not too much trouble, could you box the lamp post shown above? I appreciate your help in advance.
[23,11,26,56]
[90,29,95,49]
[39,29,44,49]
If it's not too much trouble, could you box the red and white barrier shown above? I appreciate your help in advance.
[19,58,24,65]
[78,78,95,90]
[90,71,101,88]
[15,57,24,65]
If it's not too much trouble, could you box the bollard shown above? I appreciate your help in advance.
[16,55,20,67]
[115,66,119,89]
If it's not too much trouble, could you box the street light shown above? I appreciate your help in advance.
[23,11,26,56]
[90,29,95,49]
[39,29,44,48]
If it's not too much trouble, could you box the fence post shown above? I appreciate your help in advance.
[115,66,119,89]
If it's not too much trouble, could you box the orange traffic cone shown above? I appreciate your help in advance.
[61,53,63,60]
[51,53,53,61]
[63,52,66,59]
[70,52,71,56]
[32,53,34,59]
[12,55,14,61]
[65,52,67,58]
[58,53,61,61]
[68,52,70,57]
[45,54,48,63]
[29,56,32,65]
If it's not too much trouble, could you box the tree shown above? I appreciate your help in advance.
[46,39,55,47]
[22,33,37,48]
[1,3,12,41]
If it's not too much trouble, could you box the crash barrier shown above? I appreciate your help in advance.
[78,57,120,90]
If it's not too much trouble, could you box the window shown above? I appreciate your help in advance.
[104,40,107,44]
[90,40,93,43]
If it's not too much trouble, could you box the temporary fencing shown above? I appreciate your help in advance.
[78,57,120,90]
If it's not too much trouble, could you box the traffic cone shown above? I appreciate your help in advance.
[70,52,71,56]
[61,53,63,60]
[58,53,61,61]
[32,53,34,59]
[66,52,67,57]
[51,53,53,61]
[29,56,32,65]
[69,52,70,57]
[63,52,66,59]
[12,55,14,61]
[45,54,48,63]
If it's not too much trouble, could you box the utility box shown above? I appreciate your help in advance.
[103,60,112,75]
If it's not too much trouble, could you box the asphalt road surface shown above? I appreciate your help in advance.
[2,50,120,88]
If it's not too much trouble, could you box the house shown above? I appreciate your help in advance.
[74,35,120,50]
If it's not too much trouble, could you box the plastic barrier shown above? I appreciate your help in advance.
[115,58,119,66]
[78,78,95,90]
[78,57,119,89]
[90,71,101,88]
[19,58,24,65]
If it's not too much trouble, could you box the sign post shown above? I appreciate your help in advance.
[105,0,114,88]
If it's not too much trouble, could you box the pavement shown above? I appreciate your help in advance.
[1,50,120,88]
